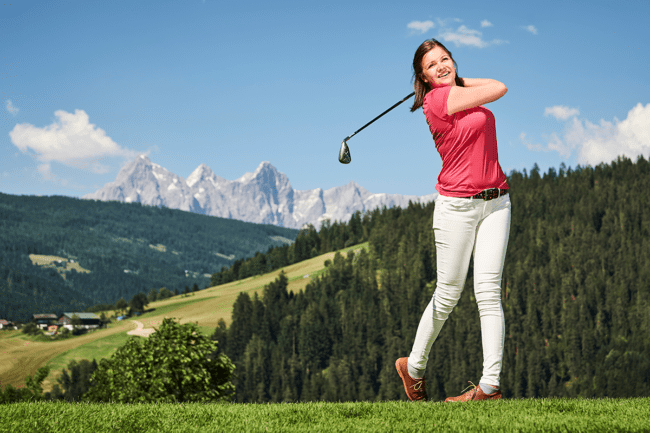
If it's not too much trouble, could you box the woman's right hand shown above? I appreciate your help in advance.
[446,79,507,115]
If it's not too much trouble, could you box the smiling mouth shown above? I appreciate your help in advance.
[439,72,450,78]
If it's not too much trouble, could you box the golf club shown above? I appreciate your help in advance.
[339,91,415,164]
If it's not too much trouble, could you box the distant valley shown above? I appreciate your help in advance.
[0,192,298,323]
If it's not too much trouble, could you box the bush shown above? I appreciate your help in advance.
[21,322,42,336]
[83,317,235,403]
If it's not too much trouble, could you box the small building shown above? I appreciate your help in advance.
[33,314,59,330]
[0,319,15,330]
[58,312,101,331]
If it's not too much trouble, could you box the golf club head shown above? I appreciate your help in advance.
[339,140,351,164]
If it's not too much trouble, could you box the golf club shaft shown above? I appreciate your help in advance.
[344,92,415,142]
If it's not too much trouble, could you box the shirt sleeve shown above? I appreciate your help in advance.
[422,85,453,125]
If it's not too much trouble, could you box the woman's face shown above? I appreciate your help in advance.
[420,45,456,88]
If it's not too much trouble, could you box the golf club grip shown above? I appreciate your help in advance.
[345,92,415,141]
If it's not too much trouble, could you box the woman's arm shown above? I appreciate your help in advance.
[447,79,507,115]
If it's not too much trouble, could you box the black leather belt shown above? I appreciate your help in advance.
[468,188,509,200]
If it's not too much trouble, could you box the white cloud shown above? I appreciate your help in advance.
[520,132,543,152]
[439,25,486,48]
[545,105,580,120]
[37,163,57,183]
[546,133,570,158]
[438,24,507,48]
[6,99,19,115]
[524,25,538,35]
[523,103,650,166]
[407,20,434,34]
[9,109,141,176]
[409,18,506,47]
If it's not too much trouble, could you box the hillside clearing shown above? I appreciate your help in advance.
[28,254,91,279]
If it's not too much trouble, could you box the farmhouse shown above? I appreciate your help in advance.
[33,313,58,329]
[0,319,15,330]
[58,312,101,331]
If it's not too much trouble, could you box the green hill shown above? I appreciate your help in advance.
[0,243,366,394]
[0,193,298,323]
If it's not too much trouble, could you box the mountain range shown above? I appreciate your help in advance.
[84,155,438,229]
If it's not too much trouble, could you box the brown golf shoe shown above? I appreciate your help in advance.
[395,357,428,401]
[445,381,502,402]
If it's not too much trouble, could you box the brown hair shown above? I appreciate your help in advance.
[410,38,464,112]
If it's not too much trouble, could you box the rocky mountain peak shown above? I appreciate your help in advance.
[237,161,284,184]
[84,156,437,229]
[187,163,224,188]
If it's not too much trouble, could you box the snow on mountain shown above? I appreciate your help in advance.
[84,155,438,229]
[84,155,199,212]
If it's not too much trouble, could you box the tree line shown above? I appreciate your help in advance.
[210,213,369,286]
[217,155,650,401]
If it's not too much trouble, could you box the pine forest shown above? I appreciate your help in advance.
[215,156,650,401]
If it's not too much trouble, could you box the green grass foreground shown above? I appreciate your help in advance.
[2,398,649,432]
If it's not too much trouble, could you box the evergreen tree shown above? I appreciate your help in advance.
[115,298,128,316]
[55,359,98,402]
[129,293,148,314]
[147,288,159,303]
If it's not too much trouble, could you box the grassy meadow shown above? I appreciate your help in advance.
[0,243,368,394]
[28,254,92,280]
[2,398,650,432]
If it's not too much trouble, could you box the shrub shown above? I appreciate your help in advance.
[83,318,235,403]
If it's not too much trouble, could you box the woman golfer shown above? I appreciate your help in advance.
[395,38,511,402]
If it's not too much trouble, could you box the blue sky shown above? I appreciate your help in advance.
[2,0,649,198]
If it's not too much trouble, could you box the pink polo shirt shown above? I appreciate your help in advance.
[422,85,509,197]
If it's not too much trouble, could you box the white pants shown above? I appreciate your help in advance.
[408,192,511,387]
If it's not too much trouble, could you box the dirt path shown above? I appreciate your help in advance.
[126,320,156,338]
